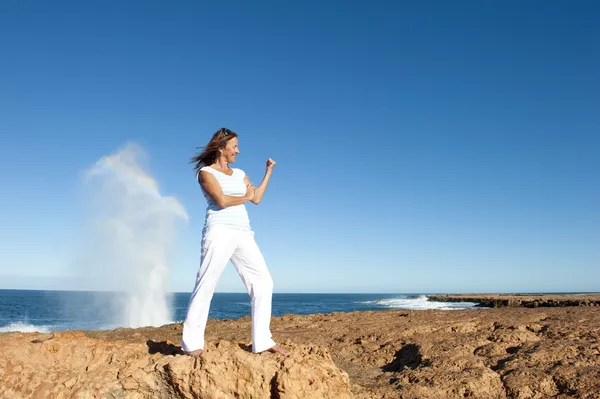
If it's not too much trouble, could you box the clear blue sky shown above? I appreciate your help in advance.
[1,0,598,294]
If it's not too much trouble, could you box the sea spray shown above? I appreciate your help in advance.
[80,143,188,328]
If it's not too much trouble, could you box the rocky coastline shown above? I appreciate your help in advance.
[429,293,600,308]
[1,294,599,398]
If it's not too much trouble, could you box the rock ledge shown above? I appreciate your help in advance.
[0,331,352,399]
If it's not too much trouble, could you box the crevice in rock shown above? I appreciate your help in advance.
[553,376,577,396]
[381,343,428,372]
[499,375,511,398]
[490,357,511,372]
[538,325,551,336]
[31,334,55,344]
[485,360,513,399]
[161,363,194,399]
[270,373,280,399]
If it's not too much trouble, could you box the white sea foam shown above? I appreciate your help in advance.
[363,295,479,310]
[0,322,52,333]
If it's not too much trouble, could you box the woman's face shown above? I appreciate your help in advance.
[221,137,240,164]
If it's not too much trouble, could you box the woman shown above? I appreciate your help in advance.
[182,127,289,357]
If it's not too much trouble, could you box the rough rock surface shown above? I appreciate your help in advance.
[428,293,600,308]
[2,294,600,398]
[0,331,351,399]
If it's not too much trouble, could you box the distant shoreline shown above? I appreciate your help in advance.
[428,293,600,308]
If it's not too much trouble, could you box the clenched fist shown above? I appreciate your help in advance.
[266,158,276,171]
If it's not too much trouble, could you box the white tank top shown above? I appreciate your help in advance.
[198,166,251,231]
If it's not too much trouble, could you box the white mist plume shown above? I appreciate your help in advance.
[81,143,188,328]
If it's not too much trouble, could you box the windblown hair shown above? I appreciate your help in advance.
[190,127,238,175]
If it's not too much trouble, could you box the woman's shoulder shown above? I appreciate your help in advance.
[232,168,246,177]
[197,167,217,185]
[199,166,217,175]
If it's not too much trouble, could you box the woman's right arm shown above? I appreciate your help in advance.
[199,170,255,208]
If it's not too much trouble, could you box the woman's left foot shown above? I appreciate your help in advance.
[265,345,290,356]
[183,348,203,357]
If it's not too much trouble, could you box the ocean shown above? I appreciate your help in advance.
[0,290,479,333]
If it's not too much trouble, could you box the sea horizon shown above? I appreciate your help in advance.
[2,289,598,335]
[1,288,597,295]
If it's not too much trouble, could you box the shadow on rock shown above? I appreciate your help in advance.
[146,340,183,356]
[382,343,429,372]
[237,343,253,353]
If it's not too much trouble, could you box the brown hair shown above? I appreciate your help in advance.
[190,127,238,174]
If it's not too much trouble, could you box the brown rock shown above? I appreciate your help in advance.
[0,333,352,398]
[2,294,600,398]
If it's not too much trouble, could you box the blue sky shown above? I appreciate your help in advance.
[1,0,598,294]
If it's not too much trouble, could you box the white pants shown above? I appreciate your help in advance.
[181,225,276,353]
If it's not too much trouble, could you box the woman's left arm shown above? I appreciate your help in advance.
[246,158,276,205]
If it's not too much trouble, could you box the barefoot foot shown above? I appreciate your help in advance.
[265,345,290,356]
[183,348,203,357]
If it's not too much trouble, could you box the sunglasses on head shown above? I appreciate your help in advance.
[220,128,232,137]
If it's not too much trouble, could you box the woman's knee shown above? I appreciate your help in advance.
[251,277,273,297]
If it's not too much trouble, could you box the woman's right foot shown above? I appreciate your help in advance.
[265,345,290,356]
[184,348,203,357]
